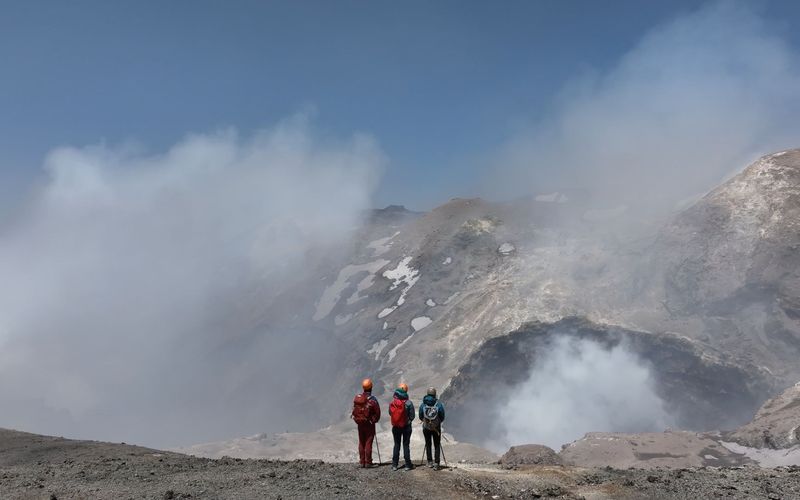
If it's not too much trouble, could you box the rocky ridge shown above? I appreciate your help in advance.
[196,149,800,461]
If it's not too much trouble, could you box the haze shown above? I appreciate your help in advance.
[1,0,800,448]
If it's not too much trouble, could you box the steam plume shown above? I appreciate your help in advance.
[0,113,383,446]
[491,1,800,210]
[496,337,673,451]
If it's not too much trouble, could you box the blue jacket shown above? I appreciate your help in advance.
[419,395,445,423]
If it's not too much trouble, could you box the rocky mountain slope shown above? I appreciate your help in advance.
[644,149,800,383]
[199,149,800,455]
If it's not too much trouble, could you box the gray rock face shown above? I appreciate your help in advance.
[648,149,800,383]
[728,382,800,449]
[659,150,800,316]
[219,149,800,450]
[499,444,562,466]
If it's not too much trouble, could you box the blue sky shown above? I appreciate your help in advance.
[2,0,800,210]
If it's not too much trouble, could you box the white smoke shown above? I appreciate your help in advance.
[0,112,384,446]
[496,337,674,451]
[490,1,800,210]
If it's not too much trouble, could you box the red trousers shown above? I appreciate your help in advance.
[357,423,376,465]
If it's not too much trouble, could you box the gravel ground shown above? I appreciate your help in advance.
[2,429,800,499]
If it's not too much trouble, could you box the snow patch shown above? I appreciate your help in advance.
[367,340,388,361]
[378,307,397,319]
[384,257,419,291]
[376,256,420,318]
[382,321,388,330]
[426,299,436,307]
[366,231,400,256]
[498,243,515,255]
[313,259,390,321]
[442,257,452,265]
[720,441,800,467]
[411,316,432,331]
[387,333,415,363]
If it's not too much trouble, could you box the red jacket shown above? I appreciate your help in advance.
[365,392,381,424]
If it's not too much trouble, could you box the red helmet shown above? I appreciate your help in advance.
[362,378,373,391]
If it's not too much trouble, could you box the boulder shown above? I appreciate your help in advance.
[499,444,562,466]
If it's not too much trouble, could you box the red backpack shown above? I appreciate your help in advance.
[389,398,408,427]
[352,393,372,424]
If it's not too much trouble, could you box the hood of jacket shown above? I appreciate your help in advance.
[422,394,438,407]
[393,388,409,401]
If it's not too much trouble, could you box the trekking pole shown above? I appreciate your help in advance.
[438,429,448,468]
[375,432,382,466]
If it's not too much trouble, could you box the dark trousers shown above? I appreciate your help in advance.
[357,423,376,465]
[392,425,412,467]
[423,427,441,464]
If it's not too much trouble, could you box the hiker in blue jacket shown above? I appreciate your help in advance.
[419,387,446,470]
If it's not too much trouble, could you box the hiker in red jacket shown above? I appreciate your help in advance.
[389,382,415,471]
[352,378,381,468]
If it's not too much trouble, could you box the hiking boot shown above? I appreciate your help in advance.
[433,463,440,471]
[404,464,414,471]
[427,461,434,468]
[391,464,398,471]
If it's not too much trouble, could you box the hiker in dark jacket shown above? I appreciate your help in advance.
[389,383,415,471]
[352,378,381,468]
[419,387,446,469]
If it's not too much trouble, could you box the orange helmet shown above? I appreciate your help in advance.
[398,382,409,392]
[362,378,373,391]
